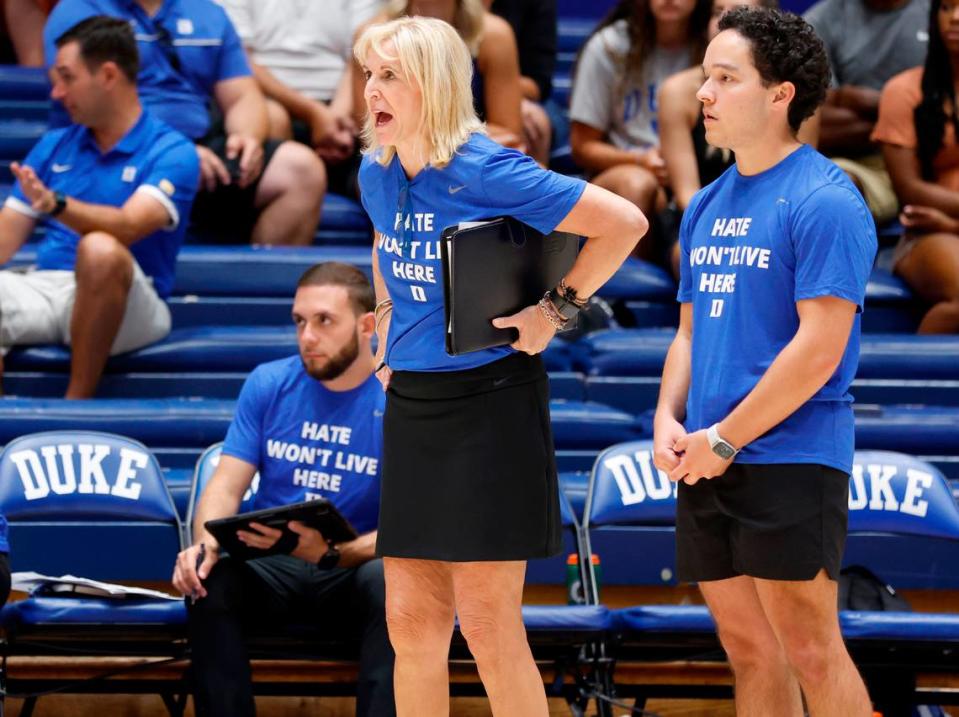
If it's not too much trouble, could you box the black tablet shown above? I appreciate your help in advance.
[205,499,358,561]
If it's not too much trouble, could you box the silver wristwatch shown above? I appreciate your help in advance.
[707,423,738,460]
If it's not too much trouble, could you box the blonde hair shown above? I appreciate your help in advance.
[354,16,485,168]
[385,0,486,54]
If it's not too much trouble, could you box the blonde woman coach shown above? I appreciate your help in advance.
[355,17,646,715]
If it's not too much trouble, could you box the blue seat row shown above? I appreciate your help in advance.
[577,328,959,379]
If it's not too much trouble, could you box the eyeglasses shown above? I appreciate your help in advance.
[154,23,182,74]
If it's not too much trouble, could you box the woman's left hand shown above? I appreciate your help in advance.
[492,305,556,355]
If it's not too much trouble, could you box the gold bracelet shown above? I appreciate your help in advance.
[537,296,567,331]
[374,305,392,333]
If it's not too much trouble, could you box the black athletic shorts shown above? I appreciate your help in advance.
[675,462,849,582]
[189,132,283,244]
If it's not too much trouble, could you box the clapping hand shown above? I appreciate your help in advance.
[10,162,57,214]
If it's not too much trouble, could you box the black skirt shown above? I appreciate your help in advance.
[376,352,563,561]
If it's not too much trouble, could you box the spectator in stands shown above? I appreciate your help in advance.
[569,0,711,264]
[353,0,525,152]
[172,262,395,717]
[485,0,558,165]
[1,0,55,65]
[44,0,326,246]
[657,0,818,277]
[872,0,959,333]
[804,0,929,225]
[654,8,875,716]
[0,16,198,398]
[219,0,383,199]
[357,17,644,715]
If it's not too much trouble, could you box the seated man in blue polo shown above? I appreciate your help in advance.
[44,0,326,246]
[172,262,395,717]
[0,16,198,398]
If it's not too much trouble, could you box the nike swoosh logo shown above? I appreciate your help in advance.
[492,377,510,387]
[51,164,72,173]
[374,409,384,417]
[448,185,466,194]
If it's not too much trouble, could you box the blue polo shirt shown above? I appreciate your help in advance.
[359,133,586,371]
[5,110,199,298]
[222,356,385,535]
[45,0,251,139]
[677,144,877,473]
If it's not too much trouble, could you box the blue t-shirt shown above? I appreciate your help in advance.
[45,0,251,140]
[221,356,385,535]
[677,144,877,474]
[359,133,586,371]
[5,110,199,298]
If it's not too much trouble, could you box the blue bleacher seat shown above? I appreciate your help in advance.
[0,398,233,447]
[0,120,46,160]
[0,66,50,101]
[0,430,183,580]
[549,400,643,449]
[578,328,959,380]
[320,192,372,234]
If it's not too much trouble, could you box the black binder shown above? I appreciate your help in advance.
[440,216,579,356]
[205,499,357,561]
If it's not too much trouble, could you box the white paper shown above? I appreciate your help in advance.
[11,571,181,600]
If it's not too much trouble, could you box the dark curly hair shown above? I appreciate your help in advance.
[914,0,957,181]
[718,7,829,133]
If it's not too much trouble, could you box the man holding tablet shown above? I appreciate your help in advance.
[172,262,394,717]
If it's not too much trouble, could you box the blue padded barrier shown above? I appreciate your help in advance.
[0,430,183,580]
[578,328,959,380]
[1,596,186,629]
[582,442,959,588]
[0,65,50,101]
[610,605,959,642]
[520,604,610,632]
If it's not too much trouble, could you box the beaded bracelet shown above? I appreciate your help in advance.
[537,294,568,331]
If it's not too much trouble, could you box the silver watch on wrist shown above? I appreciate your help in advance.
[707,423,738,460]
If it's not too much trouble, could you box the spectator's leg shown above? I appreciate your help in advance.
[252,140,326,246]
[383,557,455,716]
[452,561,548,716]
[591,164,662,262]
[65,232,134,399]
[700,576,802,717]
[755,570,871,717]
[895,232,959,333]
[265,98,294,142]
[3,0,47,66]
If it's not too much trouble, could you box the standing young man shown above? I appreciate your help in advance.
[653,8,877,716]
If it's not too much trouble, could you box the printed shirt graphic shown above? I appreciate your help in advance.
[677,144,877,473]
[221,356,384,534]
[359,133,586,371]
[6,111,199,298]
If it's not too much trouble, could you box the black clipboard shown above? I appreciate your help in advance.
[440,216,579,355]
[205,499,358,561]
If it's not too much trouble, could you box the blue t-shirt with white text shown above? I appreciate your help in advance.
[358,133,586,372]
[677,144,877,474]
[221,356,384,535]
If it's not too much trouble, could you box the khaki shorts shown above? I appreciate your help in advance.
[0,262,171,355]
[831,153,899,224]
